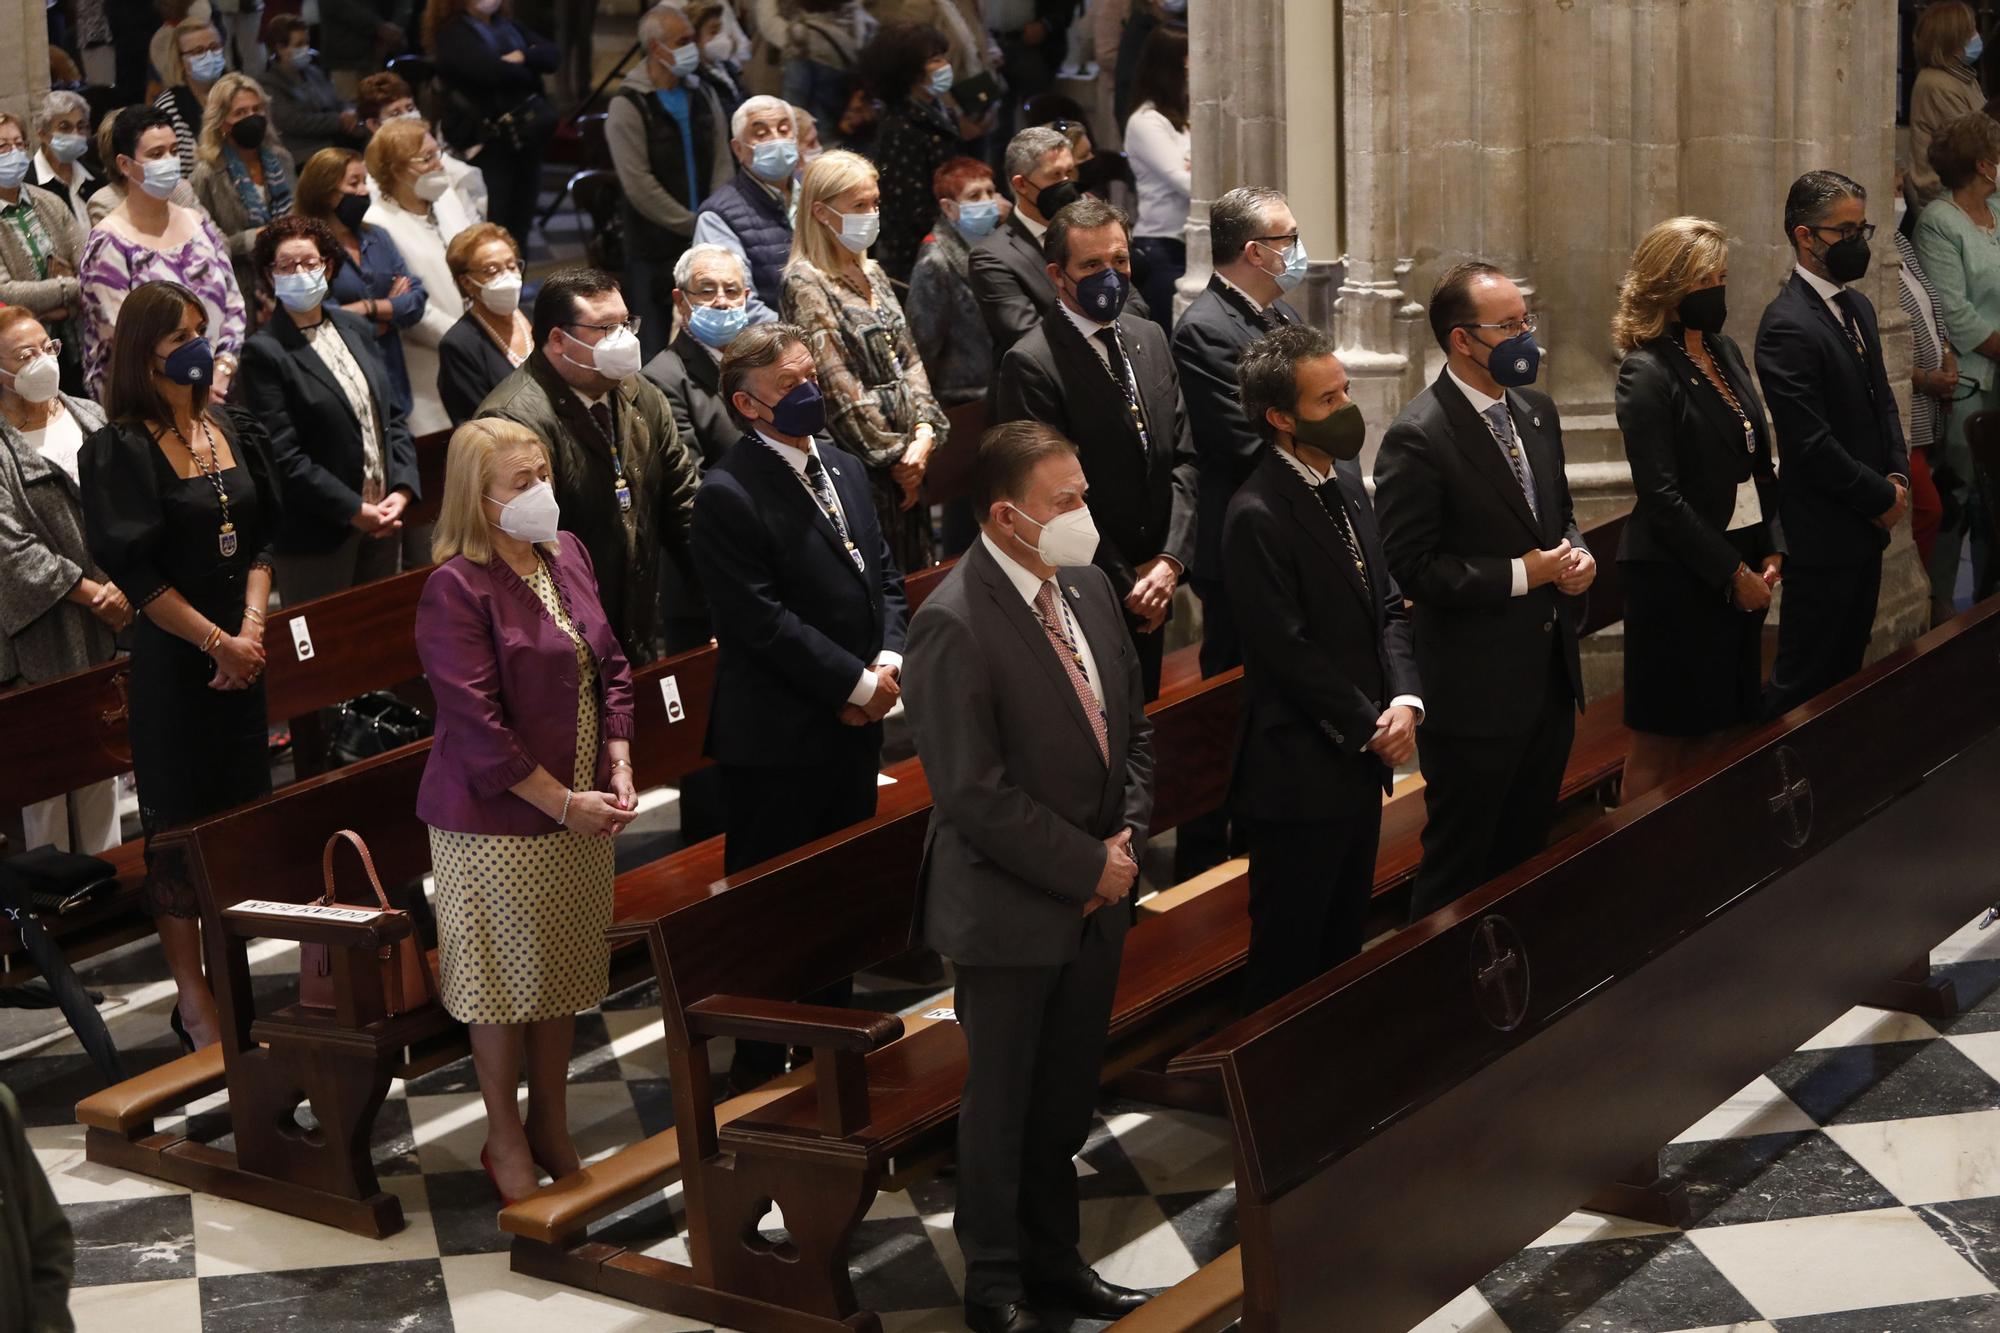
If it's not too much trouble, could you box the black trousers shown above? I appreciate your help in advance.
[1240,808,1382,1014]
[720,745,880,1079]
[1131,622,1164,703]
[1406,672,1577,925]
[1191,577,1242,679]
[1764,560,1882,720]
[953,911,1124,1306]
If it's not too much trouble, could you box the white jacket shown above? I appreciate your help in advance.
[362,192,473,436]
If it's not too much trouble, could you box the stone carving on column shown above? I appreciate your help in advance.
[1,0,51,131]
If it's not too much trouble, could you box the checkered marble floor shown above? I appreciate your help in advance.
[15,908,2000,1332]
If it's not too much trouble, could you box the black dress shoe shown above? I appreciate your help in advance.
[1025,1268,1151,1319]
[963,1299,1052,1333]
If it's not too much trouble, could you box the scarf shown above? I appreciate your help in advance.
[222,145,293,225]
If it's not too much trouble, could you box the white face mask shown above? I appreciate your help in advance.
[1007,502,1099,567]
[6,353,60,404]
[826,207,880,254]
[487,480,560,543]
[410,168,451,202]
[566,325,643,381]
[479,271,523,315]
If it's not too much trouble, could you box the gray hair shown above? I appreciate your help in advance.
[638,1,693,47]
[1210,186,1289,268]
[719,321,809,407]
[1004,126,1070,187]
[674,241,748,289]
[791,104,816,131]
[37,89,89,134]
[731,94,793,142]
[1783,169,1867,245]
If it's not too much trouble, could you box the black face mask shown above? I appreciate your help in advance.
[230,115,268,150]
[334,191,371,232]
[1678,284,1727,335]
[1030,177,1081,218]
[1814,231,1871,284]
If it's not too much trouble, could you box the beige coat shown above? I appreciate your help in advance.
[1909,64,1985,205]
[0,184,85,320]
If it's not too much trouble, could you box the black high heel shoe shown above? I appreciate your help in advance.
[168,1007,194,1054]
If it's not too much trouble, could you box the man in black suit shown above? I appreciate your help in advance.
[1373,261,1595,924]
[994,196,1197,700]
[1756,169,1910,718]
[903,421,1153,1333]
[1226,326,1421,1011]
[1172,185,1306,677]
[642,243,752,470]
[689,321,909,1087]
[969,127,1148,372]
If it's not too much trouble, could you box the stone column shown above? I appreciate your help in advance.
[0,0,50,130]
[1177,0,1289,319]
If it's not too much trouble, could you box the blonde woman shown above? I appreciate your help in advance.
[780,148,947,572]
[153,16,229,179]
[415,417,637,1205]
[1909,1,1986,205]
[189,73,298,311]
[363,118,470,436]
[1611,217,1783,801]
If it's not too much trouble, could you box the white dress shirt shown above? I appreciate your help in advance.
[980,531,1102,706]
[1271,445,1424,735]
[1445,364,1536,598]
[1060,297,1116,368]
[753,427,902,705]
[1217,273,1272,314]
[22,402,84,487]
[1016,208,1048,242]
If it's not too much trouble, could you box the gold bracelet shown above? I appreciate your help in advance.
[243,607,265,625]
[609,758,633,772]
[200,625,223,654]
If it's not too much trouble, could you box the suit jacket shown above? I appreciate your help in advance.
[1615,332,1784,589]
[1223,450,1420,817]
[1172,275,1300,587]
[689,432,909,768]
[1372,369,1587,739]
[994,307,1198,608]
[966,212,1149,378]
[236,305,419,556]
[642,332,738,469]
[437,311,518,428]
[415,531,636,837]
[1754,272,1909,567]
[904,539,1151,968]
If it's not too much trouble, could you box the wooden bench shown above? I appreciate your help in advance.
[1135,594,2000,1333]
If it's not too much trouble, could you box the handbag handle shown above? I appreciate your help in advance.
[319,829,394,912]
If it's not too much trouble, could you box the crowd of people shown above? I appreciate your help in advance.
[0,2,1964,1332]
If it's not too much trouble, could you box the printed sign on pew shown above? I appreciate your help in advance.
[231,898,383,923]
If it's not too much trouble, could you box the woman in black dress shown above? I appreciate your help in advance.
[1612,217,1785,802]
[81,280,279,1050]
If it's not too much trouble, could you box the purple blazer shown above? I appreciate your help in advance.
[415,531,637,836]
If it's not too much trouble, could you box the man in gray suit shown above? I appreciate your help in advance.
[903,421,1155,1333]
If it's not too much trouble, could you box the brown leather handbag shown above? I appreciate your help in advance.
[298,830,433,1015]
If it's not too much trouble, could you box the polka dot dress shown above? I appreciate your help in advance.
[428,561,615,1025]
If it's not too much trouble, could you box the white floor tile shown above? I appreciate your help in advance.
[435,1251,707,1331]
[1688,1206,1997,1320]
[1671,1075,1820,1144]
[1405,1286,1509,1332]
[597,1007,672,1080]
[189,1172,439,1277]
[1795,1006,1940,1051]
[31,1123,190,1205]
[1825,1110,2000,1206]
[70,1276,202,1333]
[1945,1031,2000,1087]
[1521,1209,1675,1249]
[1106,1107,1236,1196]
[1077,1195,1196,1290]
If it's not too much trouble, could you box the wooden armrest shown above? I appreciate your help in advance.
[685,994,904,1052]
[220,905,413,949]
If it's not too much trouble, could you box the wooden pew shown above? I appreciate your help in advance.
[1145,595,2000,1333]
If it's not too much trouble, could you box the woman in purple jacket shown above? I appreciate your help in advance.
[415,416,638,1205]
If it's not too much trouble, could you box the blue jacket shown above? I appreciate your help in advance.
[695,167,795,313]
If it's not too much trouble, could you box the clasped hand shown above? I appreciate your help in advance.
[839,664,901,726]
[1523,540,1596,595]
[1083,828,1137,917]
[1124,559,1177,632]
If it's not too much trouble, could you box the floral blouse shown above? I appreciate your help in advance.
[78,214,247,397]
[779,257,948,471]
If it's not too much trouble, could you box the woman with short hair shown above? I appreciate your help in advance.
[437,222,531,425]
[415,416,637,1204]
[1611,216,1783,801]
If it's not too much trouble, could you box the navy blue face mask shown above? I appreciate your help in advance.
[160,336,215,386]
[1068,266,1129,323]
[753,378,826,437]
[1472,326,1540,388]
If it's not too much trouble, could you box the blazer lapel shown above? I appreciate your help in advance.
[741,433,868,586]
[1060,571,1122,781]
[338,314,392,433]
[817,444,874,588]
[674,332,721,396]
[1434,371,1541,542]
[1791,272,1862,359]
[277,311,358,429]
[1269,451,1372,615]
[971,543,1105,765]
[1504,389,1563,544]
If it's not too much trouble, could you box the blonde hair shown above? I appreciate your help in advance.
[432,419,556,566]
[197,73,278,168]
[364,116,430,197]
[160,16,216,89]
[1611,216,1729,352]
[788,149,878,276]
[1915,1,1978,72]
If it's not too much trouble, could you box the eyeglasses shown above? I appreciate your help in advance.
[1250,232,1301,248]
[565,317,642,338]
[469,259,522,280]
[270,259,325,277]
[1459,313,1538,337]
[686,281,748,300]
[4,339,60,366]
[181,40,224,57]
[1809,222,1876,244]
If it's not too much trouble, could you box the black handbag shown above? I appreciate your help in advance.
[484,92,557,154]
[328,691,433,766]
[0,847,118,916]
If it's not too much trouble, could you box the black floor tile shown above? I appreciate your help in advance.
[1479,1233,1763,1333]
[199,1257,452,1331]
[1765,1039,2000,1125]
[1663,1130,1897,1227]
[63,1194,196,1287]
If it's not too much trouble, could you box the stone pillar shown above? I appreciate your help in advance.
[1177,0,1289,319]
[1,0,50,131]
